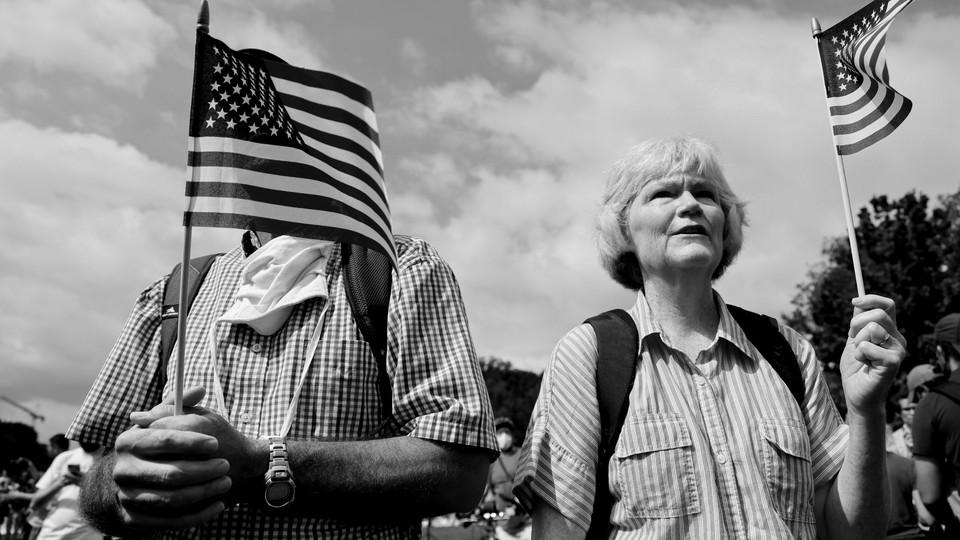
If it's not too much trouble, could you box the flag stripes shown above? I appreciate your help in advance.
[185,32,396,267]
[817,0,913,155]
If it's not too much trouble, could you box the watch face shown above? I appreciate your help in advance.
[266,481,293,503]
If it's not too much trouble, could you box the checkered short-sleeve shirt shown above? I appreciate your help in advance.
[67,235,497,539]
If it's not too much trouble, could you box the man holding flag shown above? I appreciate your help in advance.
[65,25,497,540]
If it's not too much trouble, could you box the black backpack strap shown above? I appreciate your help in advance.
[160,253,222,373]
[726,304,804,407]
[341,243,395,436]
[930,381,960,409]
[584,309,640,540]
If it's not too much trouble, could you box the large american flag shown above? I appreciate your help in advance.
[185,32,397,268]
[816,0,913,155]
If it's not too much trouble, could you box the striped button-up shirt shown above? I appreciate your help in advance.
[514,291,848,539]
[67,235,497,539]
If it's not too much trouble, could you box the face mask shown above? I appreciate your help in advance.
[218,236,333,335]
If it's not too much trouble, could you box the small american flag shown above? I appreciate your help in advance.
[816,0,913,155]
[185,32,397,268]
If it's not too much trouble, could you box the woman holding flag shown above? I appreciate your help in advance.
[513,136,906,539]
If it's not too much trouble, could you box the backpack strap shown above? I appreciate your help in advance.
[726,304,804,407]
[160,253,222,374]
[930,381,960,409]
[341,243,395,435]
[584,309,639,540]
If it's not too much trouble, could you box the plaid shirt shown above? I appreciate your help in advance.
[67,235,497,539]
[514,291,848,540]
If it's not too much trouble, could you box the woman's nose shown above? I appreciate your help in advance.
[677,190,702,215]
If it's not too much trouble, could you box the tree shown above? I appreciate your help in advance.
[479,357,542,443]
[0,421,47,472]
[786,189,960,379]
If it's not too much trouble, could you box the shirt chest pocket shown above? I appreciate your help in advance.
[310,339,381,439]
[614,413,701,518]
[756,419,815,524]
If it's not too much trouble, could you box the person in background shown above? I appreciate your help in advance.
[890,365,942,460]
[514,136,905,539]
[483,417,531,540]
[913,314,960,537]
[46,435,69,463]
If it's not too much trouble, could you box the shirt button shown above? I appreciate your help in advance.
[239,412,253,423]
[696,376,707,386]
[251,343,262,353]
[716,451,727,464]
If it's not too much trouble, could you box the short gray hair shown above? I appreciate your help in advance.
[595,136,747,290]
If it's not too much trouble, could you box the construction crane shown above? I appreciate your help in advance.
[0,395,45,424]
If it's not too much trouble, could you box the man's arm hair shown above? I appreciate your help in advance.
[77,449,129,538]
[264,436,490,522]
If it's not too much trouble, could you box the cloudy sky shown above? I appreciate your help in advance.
[1,0,957,440]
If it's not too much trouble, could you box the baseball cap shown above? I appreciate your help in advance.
[929,313,960,350]
[906,364,942,401]
[494,417,516,434]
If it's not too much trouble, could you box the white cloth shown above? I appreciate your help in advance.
[218,236,332,335]
[34,448,100,540]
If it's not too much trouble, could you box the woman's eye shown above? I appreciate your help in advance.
[696,190,717,201]
[652,190,672,199]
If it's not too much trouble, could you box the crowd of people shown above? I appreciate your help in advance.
[7,135,960,540]
[0,434,104,540]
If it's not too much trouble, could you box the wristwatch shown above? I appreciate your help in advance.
[263,436,296,508]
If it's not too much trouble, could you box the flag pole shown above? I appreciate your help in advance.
[174,0,211,415]
[811,17,866,298]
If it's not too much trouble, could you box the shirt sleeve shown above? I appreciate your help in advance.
[65,278,167,448]
[388,237,497,455]
[513,324,600,532]
[34,452,69,491]
[911,395,941,460]
[780,324,849,488]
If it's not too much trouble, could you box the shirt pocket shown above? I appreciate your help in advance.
[756,418,816,524]
[614,413,701,518]
[311,339,381,439]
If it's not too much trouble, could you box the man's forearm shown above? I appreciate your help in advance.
[277,436,489,521]
[825,410,889,540]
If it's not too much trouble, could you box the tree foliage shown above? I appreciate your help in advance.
[786,190,960,375]
[479,357,542,443]
[0,421,48,472]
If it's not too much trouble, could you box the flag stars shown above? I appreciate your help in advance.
[205,117,216,128]
[226,119,236,129]
[214,64,224,74]
[839,83,847,91]
[224,74,233,84]
[219,91,230,102]
[270,126,279,136]
[229,102,240,112]
[232,84,242,95]
[208,99,217,110]
[211,82,220,92]
[216,109,226,119]
[242,95,252,105]
[239,112,249,124]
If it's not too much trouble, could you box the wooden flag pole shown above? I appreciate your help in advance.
[811,17,866,298]
[174,0,211,415]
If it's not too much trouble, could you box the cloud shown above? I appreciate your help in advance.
[0,119,234,405]
[390,1,960,370]
[0,0,176,90]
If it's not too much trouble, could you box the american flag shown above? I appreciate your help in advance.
[185,32,397,268]
[816,0,913,155]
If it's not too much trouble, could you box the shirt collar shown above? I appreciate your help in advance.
[239,231,342,277]
[628,289,765,365]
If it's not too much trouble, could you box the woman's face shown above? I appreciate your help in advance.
[627,173,725,280]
